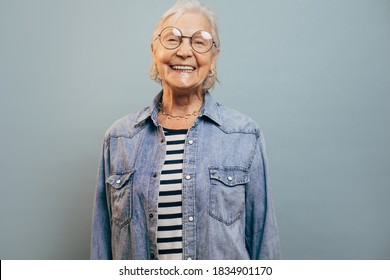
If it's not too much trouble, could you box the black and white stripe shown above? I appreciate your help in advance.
[157,128,187,260]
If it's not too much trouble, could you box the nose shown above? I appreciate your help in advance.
[176,37,193,58]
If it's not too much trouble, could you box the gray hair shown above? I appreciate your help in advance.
[149,0,220,91]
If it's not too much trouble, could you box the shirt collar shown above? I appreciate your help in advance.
[200,91,222,126]
[134,91,162,127]
[134,91,222,127]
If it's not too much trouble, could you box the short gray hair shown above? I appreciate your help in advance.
[149,0,220,91]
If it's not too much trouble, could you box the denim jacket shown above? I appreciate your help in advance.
[91,92,280,260]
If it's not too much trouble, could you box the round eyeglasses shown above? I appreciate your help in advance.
[156,26,216,54]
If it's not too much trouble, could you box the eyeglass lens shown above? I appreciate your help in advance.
[159,27,214,53]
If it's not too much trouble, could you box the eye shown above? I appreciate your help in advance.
[159,27,184,49]
[194,40,206,46]
[192,31,212,47]
[163,35,180,45]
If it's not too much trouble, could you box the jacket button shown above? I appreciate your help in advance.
[188,139,194,145]
[116,179,121,184]
[188,216,194,222]
[185,175,191,180]
[227,176,233,181]
[149,213,153,218]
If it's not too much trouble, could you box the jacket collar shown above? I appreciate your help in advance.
[135,91,222,127]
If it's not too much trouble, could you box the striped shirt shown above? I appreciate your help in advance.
[157,128,187,260]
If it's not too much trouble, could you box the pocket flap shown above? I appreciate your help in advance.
[106,170,135,189]
[209,167,250,186]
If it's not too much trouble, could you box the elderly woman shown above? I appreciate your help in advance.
[91,0,280,260]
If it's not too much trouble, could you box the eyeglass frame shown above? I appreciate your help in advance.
[155,26,217,54]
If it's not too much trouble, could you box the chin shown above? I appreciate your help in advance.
[164,79,202,92]
[170,83,204,93]
[166,77,206,92]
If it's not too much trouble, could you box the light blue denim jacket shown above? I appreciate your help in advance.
[91,92,280,260]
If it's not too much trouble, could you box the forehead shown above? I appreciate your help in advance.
[162,11,212,34]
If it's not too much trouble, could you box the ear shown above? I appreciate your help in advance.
[211,48,220,68]
[151,43,157,64]
[151,43,155,54]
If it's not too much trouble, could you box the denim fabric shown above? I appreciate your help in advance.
[91,92,281,260]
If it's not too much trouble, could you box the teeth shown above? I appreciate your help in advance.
[171,65,195,72]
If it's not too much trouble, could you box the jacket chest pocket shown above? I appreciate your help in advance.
[209,167,250,226]
[107,171,134,228]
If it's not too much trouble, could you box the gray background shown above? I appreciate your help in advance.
[0,0,389,259]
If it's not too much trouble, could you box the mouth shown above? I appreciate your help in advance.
[170,65,196,73]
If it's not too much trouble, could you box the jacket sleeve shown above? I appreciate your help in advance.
[245,130,281,259]
[90,139,112,259]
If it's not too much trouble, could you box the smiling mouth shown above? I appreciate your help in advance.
[170,65,196,72]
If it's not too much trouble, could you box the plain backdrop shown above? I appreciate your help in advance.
[0,0,389,259]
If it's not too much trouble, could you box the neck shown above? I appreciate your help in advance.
[158,87,205,130]
[161,87,204,116]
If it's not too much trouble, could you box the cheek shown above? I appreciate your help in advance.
[198,59,213,75]
[153,47,170,66]
[154,54,167,67]
[199,53,214,68]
